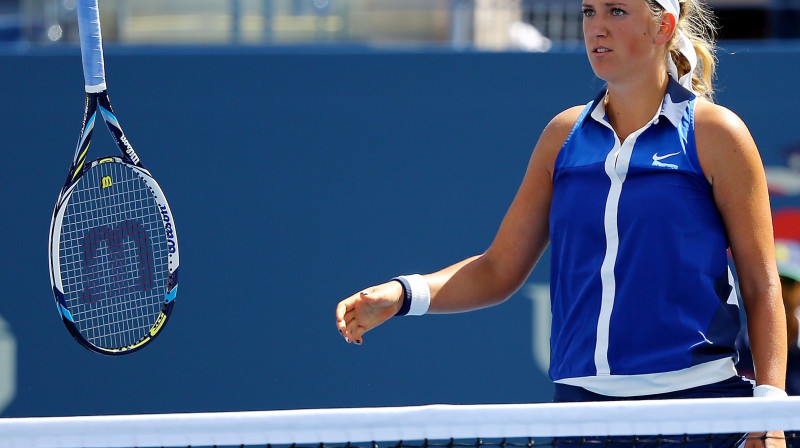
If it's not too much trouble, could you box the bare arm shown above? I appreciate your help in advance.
[336,106,584,344]
[695,100,787,391]
[425,107,582,312]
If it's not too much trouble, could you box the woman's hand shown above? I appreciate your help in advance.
[335,281,404,345]
[745,431,786,448]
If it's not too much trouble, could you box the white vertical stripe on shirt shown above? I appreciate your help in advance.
[595,129,656,375]
[591,102,660,376]
[596,136,623,376]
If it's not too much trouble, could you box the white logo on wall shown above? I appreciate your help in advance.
[0,314,16,414]
[523,283,551,374]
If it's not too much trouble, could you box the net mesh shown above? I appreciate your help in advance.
[56,160,170,349]
[0,398,798,448]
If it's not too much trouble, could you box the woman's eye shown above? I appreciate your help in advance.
[582,8,595,16]
[611,7,626,15]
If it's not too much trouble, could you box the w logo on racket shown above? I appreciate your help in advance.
[101,176,112,188]
[81,220,155,304]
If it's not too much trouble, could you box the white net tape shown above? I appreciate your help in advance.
[1,397,799,448]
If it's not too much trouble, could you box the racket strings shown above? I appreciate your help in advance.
[58,161,170,349]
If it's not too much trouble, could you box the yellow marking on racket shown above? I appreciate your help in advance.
[126,337,150,351]
[101,176,112,188]
[150,312,168,336]
[98,158,114,164]
[103,312,167,353]
[72,143,91,179]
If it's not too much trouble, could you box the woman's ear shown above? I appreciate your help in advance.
[656,12,677,45]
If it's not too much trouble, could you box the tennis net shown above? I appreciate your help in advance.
[1,397,799,448]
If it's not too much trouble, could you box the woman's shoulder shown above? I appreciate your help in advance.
[550,105,587,129]
[693,98,752,142]
[693,98,760,183]
[529,105,587,178]
[539,105,586,148]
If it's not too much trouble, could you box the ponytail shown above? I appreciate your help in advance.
[648,0,718,100]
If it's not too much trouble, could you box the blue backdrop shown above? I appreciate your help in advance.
[1,43,799,417]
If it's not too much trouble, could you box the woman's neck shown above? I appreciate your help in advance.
[604,72,670,142]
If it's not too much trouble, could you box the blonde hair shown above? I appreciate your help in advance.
[647,0,718,100]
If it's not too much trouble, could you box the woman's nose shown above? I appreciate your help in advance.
[585,15,608,37]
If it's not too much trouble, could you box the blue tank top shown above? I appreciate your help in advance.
[548,79,741,396]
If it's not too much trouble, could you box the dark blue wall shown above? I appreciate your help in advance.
[1,44,799,417]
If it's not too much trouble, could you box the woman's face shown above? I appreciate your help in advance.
[582,0,668,84]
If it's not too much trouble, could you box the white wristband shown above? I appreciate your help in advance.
[392,274,431,316]
[753,384,788,398]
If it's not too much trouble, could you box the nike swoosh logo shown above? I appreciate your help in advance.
[652,151,680,162]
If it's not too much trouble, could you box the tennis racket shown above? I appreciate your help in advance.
[48,0,180,355]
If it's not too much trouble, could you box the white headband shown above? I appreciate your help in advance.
[654,0,697,93]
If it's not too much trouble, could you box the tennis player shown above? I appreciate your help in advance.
[336,0,788,444]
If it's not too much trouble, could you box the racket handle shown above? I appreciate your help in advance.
[76,0,106,93]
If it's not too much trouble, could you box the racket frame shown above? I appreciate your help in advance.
[48,16,180,354]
